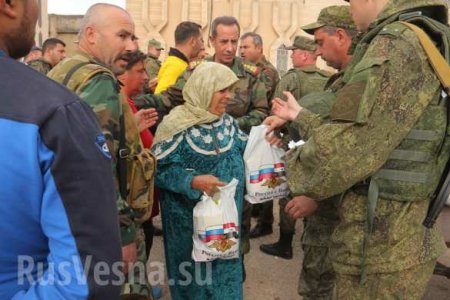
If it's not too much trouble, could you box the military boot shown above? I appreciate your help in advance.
[259,230,293,259]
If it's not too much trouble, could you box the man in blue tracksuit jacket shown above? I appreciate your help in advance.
[0,0,122,299]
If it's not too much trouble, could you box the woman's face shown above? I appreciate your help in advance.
[209,87,231,116]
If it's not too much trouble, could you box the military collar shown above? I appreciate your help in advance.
[206,55,246,77]
[37,58,53,66]
[74,50,111,70]
[298,65,319,73]
[168,47,189,64]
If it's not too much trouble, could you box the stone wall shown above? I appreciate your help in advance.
[35,0,49,47]
[48,14,83,55]
[126,0,343,70]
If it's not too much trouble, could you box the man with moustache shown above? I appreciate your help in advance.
[0,0,121,298]
[49,4,155,299]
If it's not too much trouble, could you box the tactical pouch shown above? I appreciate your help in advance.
[127,148,156,224]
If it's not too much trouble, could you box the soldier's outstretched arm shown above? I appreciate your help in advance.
[286,32,440,200]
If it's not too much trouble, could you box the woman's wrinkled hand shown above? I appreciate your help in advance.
[191,175,226,196]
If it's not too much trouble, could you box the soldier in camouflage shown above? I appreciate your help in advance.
[48,4,154,299]
[144,39,164,93]
[259,35,331,257]
[240,31,280,100]
[284,6,356,300]
[28,38,66,74]
[270,0,449,298]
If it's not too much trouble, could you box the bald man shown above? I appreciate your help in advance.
[48,4,155,299]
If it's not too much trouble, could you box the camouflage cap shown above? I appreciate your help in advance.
[301,5,355,35]
[148,38,164,50]
[285,36,316,51]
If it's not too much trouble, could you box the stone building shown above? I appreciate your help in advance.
[126,0,343,71]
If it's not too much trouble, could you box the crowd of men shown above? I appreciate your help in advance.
[1,0,449,299]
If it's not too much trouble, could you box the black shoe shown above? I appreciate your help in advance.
[433,261,450,278]
[153,226,163,236]
[260,242,293,259]
[249,224,273,239]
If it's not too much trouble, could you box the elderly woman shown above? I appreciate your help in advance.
[151,62,247,299]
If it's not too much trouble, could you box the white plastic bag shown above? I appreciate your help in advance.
[244,125,289,204]
[192,178,240,262]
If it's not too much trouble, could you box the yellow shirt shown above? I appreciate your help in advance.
[155,55,189,94]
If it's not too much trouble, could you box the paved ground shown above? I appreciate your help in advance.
[148,205,450,299]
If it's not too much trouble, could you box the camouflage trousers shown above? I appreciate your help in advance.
[335,260,435,300]
[299,245,336,300]
[279,197,296,233]
[122,227,154,299]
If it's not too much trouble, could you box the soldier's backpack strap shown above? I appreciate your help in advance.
[62,61,129,200]
[62,62,91,86]
[117,113,128,200]
[399,21,450,94]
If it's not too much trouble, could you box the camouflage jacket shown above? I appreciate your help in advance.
[135,56,269,133]
[274,65,331,101]
[256,55,280,100]
[144,55,161,80]
[28,58,53,75]
[286,0,448,274]
[276,65,331,142]
[297,73,344,247]
[48,51,136,245]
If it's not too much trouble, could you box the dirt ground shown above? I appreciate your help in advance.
[148,205,450,299]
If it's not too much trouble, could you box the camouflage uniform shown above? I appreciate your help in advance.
[48,51,154,299]
[28,58,53,75]
[256,55,280,100]
[144,55,161,81]
[287,0,448,297]
[260,36,331,251]
[296,7,356,300]
[145,38,164,81]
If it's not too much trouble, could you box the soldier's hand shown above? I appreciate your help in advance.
[135,108,158,132]
[285,195,318,219]
[191,175,226,196]
[263,116,286,146]
[272,91,302,121]
[122,242,137,274]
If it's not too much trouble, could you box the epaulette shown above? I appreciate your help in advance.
[379,22,408,37]
[318,69,334,77]
[243,62,260,77]
[189,59,205,70]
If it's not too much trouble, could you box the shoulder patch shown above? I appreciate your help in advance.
[189,59,205,70]
[243,62,260,77]
[95,134,112,159]
[378,22,408,37]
